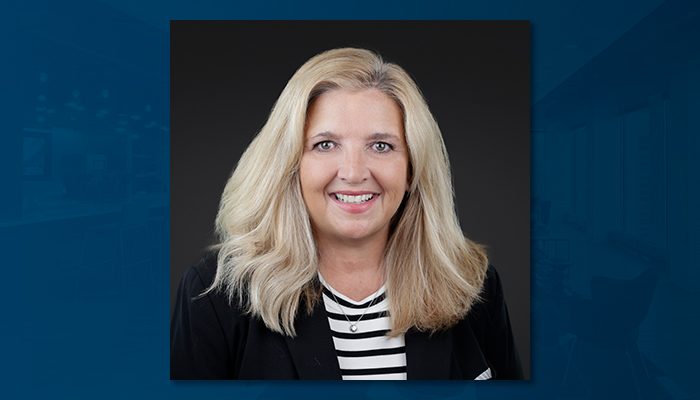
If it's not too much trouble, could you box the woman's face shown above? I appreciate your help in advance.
[300,88,409,246]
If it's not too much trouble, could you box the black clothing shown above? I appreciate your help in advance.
[170,253,523,380]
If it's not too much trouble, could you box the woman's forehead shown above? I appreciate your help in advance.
[304,88,404,138]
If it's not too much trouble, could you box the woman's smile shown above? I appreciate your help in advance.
[329,191,380,214]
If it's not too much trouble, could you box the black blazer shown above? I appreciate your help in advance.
[171,253,523,380]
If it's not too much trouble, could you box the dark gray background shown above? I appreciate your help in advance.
[171,21,530,377]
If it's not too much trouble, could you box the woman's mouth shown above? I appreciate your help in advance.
[333,193,375,204]
[329,192,380,213]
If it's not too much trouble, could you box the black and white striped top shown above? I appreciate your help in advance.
[319,274,407,380]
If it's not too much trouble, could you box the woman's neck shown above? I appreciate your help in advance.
[316,235,387,301]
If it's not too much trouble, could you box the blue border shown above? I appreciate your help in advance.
[3,0,699,398]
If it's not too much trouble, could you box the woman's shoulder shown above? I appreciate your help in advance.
[467,264,506,321]
[481,264,505,303]
[464,264,524,379]
[173,250,252,337]
[178,251,219,295]
[175,250,247,315]
[171,251,249,379]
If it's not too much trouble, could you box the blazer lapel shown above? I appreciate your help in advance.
[283,300,341,380]
[454,319,491,379]
[405,328,453,379]
[405,320,490,380]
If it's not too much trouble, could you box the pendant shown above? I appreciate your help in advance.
[349,324,358,333]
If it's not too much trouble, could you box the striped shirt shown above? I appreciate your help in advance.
[318,275,407,380]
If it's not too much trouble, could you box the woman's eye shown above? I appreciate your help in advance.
[372,142,393,153]
[314,140,335,151]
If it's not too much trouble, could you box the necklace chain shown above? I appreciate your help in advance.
[328,288,381,333]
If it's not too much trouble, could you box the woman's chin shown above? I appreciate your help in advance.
[331,225,384,243]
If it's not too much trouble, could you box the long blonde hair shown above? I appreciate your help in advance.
[208,48,488,336]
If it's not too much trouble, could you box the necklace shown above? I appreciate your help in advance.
[328,288,381,333]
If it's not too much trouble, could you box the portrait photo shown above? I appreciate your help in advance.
[170,21,530,380]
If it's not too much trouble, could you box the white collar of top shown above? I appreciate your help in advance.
[318,272,386,333]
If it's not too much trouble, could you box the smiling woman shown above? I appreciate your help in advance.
[171,48,523,380]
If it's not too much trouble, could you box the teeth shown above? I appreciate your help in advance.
[334,193,374,204]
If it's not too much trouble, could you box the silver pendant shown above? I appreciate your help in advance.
[350,324,358,333]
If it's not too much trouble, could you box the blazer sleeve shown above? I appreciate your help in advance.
[170,262,232,379]
[471,265,524,379]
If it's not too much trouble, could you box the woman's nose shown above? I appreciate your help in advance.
[337,148,369,183]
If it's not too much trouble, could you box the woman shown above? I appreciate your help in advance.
[171,48,522,380]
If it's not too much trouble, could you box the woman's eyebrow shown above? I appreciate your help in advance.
[309,131,340,141]
[368,132,399,141]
